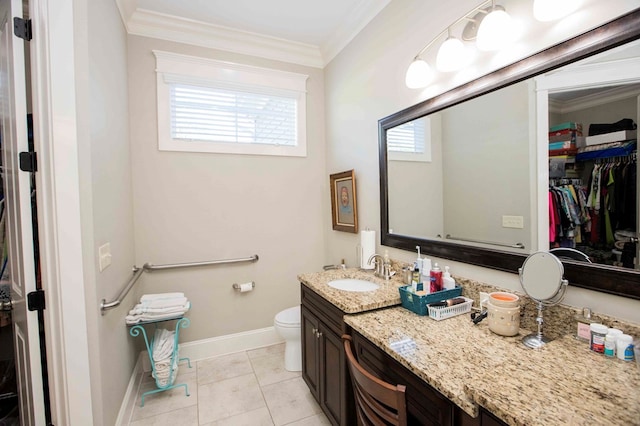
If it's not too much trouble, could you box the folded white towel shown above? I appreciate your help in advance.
[125,311,186,325]
[140,297,188,309]
[129,301,190,316]
[140,292,185,302]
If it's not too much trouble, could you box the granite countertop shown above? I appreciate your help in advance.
[344,307,640,426]
[297,268,405,313]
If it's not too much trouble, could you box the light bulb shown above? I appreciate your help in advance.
[533,0,579,22]
[405,58,433,89]
[476,8,514,51]
[436,37,466,72]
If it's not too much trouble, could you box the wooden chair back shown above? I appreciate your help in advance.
[342,335,407,426]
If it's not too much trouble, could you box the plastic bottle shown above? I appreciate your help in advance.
[616,334,634,361]
[589,323,608,353]
[430,263,442,293]
[421,257,432,293]
[442,266,456,290]
[415,246,423,275]
[604,332,617,357]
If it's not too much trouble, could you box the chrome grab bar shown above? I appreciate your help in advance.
[100,254,259,314]
[143,255,258,271]
[442,234,525,250]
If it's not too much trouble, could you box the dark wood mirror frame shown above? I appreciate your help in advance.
[379,9,640,300]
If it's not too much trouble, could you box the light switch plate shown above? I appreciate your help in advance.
[502,215,524,229]
[99,243,112,272]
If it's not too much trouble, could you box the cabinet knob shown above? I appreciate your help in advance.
[316,331,323,338]
[312,327,318,334]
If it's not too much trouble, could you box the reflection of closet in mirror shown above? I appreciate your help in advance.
[542,41,639,271]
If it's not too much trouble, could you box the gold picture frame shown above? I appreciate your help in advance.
[330,170,358,233]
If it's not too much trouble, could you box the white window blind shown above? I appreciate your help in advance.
[387,117,432,162]
[154,50,308,157]
[170,83,298,146]
[387,120,425,153]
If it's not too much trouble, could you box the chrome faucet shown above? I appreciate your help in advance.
[367,254,393,280]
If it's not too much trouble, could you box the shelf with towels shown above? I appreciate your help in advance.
[129,316,192,407]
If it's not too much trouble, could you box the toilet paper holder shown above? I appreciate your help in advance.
[232,281,255,291]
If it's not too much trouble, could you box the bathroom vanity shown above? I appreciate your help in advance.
[299,269,640,426]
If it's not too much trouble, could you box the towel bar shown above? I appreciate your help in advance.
[100,254,259,314]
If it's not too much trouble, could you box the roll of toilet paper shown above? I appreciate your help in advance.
[239,282,253,293]
[360,229,376,269]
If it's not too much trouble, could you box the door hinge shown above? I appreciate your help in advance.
[27,290,45,312]
[19,151,37,172]
[13,17,32,41]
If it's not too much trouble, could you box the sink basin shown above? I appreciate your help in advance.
[327,279,379,292]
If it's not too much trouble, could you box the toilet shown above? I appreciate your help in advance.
[274,306,302,372]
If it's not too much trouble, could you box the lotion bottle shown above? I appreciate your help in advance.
[442,266,456,290]
[421,257,432,293]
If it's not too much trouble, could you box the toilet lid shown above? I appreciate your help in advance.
[275,306,300,325]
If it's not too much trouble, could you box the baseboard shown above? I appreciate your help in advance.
[115,351,146,426]
[117,326,284,422]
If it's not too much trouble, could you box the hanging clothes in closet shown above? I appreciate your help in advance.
[584,153,637,249]
[549,179,590,248]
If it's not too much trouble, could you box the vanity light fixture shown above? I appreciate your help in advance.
[476,2,515,51]
[405,0,517,89]
[436,29,467,72]
[405,57,433,89]
[533,0,580,22]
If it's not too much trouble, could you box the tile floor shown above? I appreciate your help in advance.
[126,343,331,426]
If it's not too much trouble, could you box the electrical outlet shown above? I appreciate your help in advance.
[479,292,489,310]
[502,215,524,229]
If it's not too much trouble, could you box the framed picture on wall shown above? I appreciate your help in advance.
[330,170,358,233]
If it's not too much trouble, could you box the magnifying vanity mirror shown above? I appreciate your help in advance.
[519,252,568,349]
[379,9,640,300]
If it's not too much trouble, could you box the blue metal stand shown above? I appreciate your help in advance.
[129,316,192,406]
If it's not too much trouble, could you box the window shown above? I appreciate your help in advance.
[387,117,432,162]
[154,51,308,157]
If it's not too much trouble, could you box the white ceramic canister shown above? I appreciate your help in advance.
[487,295,521,337]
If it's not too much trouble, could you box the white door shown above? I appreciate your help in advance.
[0,0,45,424]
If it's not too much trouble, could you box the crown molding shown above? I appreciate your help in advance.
[549,83,640,114]
[124,8,325,68]
[322,0,391,65]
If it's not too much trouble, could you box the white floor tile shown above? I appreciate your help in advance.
[130,372,197,422]
[126,348,329,426]
[261,377,322,426]
[198,373,266,424]
[197,352,253,385]
[203,407,274,426]
[129,406,198,426]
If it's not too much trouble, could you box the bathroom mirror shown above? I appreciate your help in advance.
[379,9,640,300]
[519,251,568,348]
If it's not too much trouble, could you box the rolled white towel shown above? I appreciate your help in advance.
[140,293,184,302]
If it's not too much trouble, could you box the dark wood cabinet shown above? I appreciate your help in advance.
[300,285,353,426]
[351,330,507,426]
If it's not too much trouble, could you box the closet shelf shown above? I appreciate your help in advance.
[575,140,636,161]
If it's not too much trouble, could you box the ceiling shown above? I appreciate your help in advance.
[116,0,391,68]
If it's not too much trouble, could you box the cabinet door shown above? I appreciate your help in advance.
[318,322,343,425]
[301,306,320,401]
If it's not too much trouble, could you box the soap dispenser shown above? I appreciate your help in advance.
[442,266,456,290]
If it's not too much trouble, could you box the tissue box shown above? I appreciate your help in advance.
[398,285,462,316]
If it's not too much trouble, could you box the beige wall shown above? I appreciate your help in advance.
[324,0,640,323]
[127,36,327,342]
[75,0,137,424]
